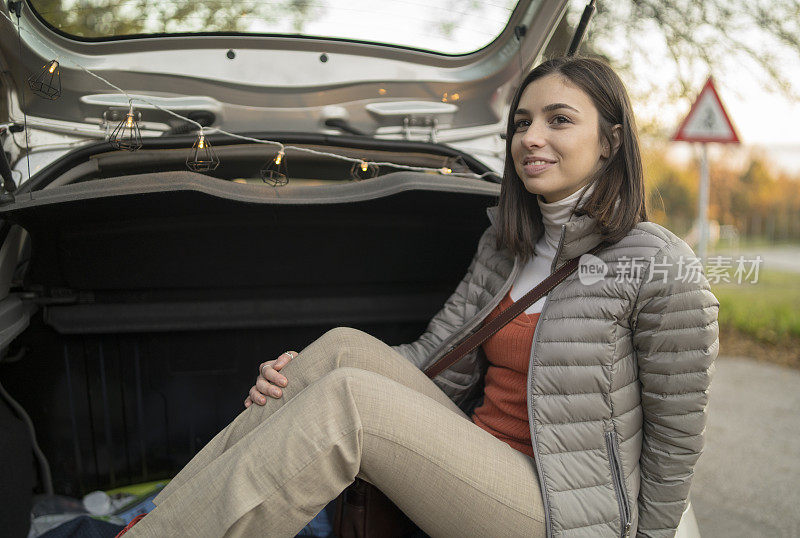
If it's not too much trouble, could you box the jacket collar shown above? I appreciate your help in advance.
[485,205,606,269]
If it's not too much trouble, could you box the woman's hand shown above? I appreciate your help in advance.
[244,351,297,407]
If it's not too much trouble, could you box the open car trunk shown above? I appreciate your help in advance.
[0,135,500,498]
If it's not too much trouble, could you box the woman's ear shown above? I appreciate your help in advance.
[602,124,623,159]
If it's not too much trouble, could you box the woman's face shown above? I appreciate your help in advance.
[510,73,611,203]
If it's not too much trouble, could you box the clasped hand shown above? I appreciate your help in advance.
[244,351,297,407]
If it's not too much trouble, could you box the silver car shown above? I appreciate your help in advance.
[0,0,700,536]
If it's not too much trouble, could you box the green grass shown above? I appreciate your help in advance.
[711,269,800,344]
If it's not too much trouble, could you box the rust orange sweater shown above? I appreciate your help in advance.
[470,287,539,459]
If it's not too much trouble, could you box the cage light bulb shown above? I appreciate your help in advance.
[28,59,62,100]
[109,105,143,151]
[350,160,378,180]
[261,149,288,185]
[187,133,219,172]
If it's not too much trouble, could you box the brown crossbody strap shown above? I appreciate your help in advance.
[424,242,606,379]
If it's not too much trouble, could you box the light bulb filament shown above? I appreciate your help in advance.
[126,114,134,128]
[198,135,205,149]
[360,161,368,172]
[275,151,284,165]
[48,60,58,74]
[440,167,451,174]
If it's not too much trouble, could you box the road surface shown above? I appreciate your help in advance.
[690,355,800,537]
[711,245,800,274]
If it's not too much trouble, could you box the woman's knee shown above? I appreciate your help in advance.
[280,328,379,391]
[314,327,396,371]
[318,326,376,349]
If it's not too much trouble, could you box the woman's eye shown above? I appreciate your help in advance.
[513,118,530,130]
[551,115,571,125]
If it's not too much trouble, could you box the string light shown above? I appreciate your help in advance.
[186,132,220,172]
[260,148,288,186]
[1,9,500,183]
[28,59,61,100]
[444,155,468,173]
[350,159,379,180]
[109,104,142,151]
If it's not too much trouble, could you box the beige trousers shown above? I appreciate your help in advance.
[127,327,545,538]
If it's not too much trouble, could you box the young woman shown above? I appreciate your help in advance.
[123,56,719,538]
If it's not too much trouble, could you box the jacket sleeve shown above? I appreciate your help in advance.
[631,239,719,538]
[390,225,492,371]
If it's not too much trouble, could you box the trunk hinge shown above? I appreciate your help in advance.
[8,1,23,18]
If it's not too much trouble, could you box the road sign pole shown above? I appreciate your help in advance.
[698,143,710,263]
[672,76,740,264]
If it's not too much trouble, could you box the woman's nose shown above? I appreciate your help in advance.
[521,122,546,148]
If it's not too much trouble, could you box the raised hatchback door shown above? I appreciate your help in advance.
[0,0,567,139]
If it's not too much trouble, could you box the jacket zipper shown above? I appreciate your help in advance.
[527,223,567,538]
[605,431,632,538]
[548,224,567,275]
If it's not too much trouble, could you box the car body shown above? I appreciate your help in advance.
[0,0,700,536]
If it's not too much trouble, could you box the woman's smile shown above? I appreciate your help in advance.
[522,160,556,175]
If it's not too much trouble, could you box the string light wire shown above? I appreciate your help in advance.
[0,9,499,181]
[12,9,32,183]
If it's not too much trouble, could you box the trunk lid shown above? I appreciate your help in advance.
[0,0,568,142]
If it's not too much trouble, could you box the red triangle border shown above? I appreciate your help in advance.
[672,76,741,144]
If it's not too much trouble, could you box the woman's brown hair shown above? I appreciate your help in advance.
[495,55,648,260]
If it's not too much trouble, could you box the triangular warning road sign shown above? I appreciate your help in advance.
[672,76,740,144]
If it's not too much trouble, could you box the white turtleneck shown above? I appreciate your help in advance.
[509,181,596,314]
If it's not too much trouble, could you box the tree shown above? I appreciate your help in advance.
[28,0,322,37]
[545,0,800,135]
[640,144,698,234]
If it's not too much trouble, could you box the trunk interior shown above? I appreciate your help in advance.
[0,138,500,499]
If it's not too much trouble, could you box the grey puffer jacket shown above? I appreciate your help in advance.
[391,205,719,538]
